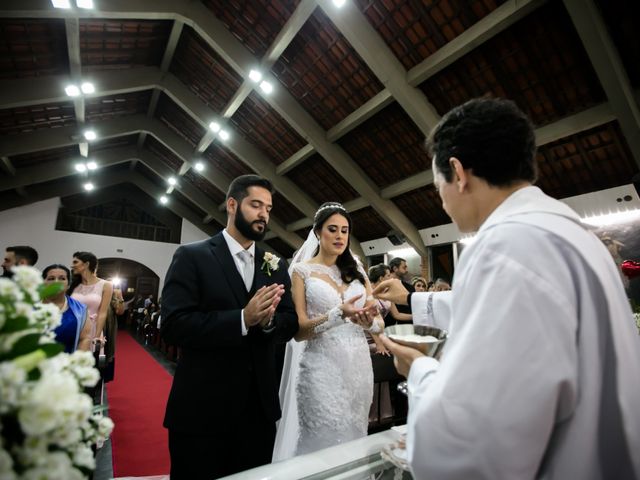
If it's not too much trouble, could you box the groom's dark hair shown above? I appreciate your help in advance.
[226,175,274,203]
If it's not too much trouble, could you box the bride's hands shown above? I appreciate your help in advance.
[340,294,363,319]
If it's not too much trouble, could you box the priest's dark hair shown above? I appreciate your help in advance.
[426,97,538,187]
[312,202,365,285]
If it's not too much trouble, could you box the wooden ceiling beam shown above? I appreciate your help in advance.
[563,0,640,170]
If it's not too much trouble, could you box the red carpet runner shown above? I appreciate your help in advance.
[107,330,172,477]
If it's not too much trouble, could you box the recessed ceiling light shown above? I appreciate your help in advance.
[86,161,97,170]
[259,80,273,94]
[83,130,96,141]
[333,0,347,6]
[248,69,262,83]
[194,162,205,172]
[84,182,94,191]
[52,0,72,8]
[209,121,220,133]
[167,177,177,186]
[65,85,80,97]
[218,130,230,141]
[80,82,95,94]
[76,0,94,8]
[160,196,168,205]
[75,163,87,172]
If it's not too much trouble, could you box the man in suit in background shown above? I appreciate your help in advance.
[2,245,38,278]
[161,174,299,479]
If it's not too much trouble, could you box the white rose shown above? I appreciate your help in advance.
[71,443,95,470]
[0,362,27,413]
[32,303,62,331]
[20,452,83,480]
[11,266,42,301]
[97,416,114,439]
[73,365,100,388]
[0,278,24,302]
[68,350,95,368]
[0,446,16,480]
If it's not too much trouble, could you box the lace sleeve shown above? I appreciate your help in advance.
[291,262,309,281]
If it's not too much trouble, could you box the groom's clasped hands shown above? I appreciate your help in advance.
[244,283,285,328]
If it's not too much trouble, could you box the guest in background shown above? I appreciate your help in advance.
[42,264,91,353]
[368,264,412,327]
[389,257,413,314]
[433,278,451,291]
[69,251,113,349]
[2,245,38,278]
[411,277,428,292]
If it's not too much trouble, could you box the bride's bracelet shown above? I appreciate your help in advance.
[313,306,346,334]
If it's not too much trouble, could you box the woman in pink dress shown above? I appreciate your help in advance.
[69,251,113,348]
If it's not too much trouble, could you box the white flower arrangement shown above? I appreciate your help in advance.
[261,252,280,276]
[0,266,114,479]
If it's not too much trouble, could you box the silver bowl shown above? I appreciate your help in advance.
[385,324,448,358]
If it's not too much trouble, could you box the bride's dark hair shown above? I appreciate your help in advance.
[313,202,365,285]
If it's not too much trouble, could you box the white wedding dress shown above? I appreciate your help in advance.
[284,262,374,456]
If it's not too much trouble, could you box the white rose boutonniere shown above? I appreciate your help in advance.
[261,252,280,276]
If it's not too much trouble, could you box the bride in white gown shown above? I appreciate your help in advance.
[273,202,384,461]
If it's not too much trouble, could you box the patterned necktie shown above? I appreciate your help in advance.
[237,250,253,291]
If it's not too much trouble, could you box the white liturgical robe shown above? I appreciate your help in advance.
[408,186,640,480]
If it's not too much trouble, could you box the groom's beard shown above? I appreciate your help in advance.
[1,268,13,278]
[235,208,268,241]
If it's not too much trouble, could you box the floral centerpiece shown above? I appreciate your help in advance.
[0,266,114,480]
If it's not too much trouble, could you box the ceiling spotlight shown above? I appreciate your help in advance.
[83,130,97,141]
[75,163,87,173]
[332,0,347,6]
[248,69,262,83]
[160,196,168,205]
[218,130,230,141]
[259,80,273,94]
[65,85,80,97]
[76,0,94,8]
[167,177,177,186]
[80,82,95,94]
[209,121,221,133]
[51,0,72,8]
[194,162,205,172]
[86,161,97,170]
[84,182,94,191]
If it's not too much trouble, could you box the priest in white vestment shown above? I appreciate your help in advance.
[375,98,640,480]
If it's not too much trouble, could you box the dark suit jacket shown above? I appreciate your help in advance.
[161,232,298,433]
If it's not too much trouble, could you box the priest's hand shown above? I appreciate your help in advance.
[244,284,284,328]
[380,334,425,378]
[371,279,409,305]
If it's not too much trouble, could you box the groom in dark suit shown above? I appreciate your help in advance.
[161,175,299,479]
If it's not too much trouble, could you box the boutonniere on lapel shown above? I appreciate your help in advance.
[261,252,280,276]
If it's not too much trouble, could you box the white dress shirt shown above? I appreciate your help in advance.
[405,187,640,479]
[222,229,255,336]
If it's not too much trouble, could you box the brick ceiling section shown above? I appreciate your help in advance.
[202,0,301,58]
[536,121,638,199]
[85,90,152,123]
[203,142,256,180]
[169,26,243,114]
[9,144,81,169]
[285,154,359,204]
[144,136,183,172]
[155,93,206,147]
[183,169,227,205]
[0,101,75,136]
[349,207,392,242]
[391,186,450,230]
[0,19,69,79]
[420,1,607,127]
[80,19,172,70]
[90,134,138,152]
[338,102,430,188]
[265,237,296,259]
[355,0,507,70]
[272,8,385,130]
[230,91,307,165]
[272,191,306,224]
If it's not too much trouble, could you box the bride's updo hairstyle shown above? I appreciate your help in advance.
[313,202,365,285]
